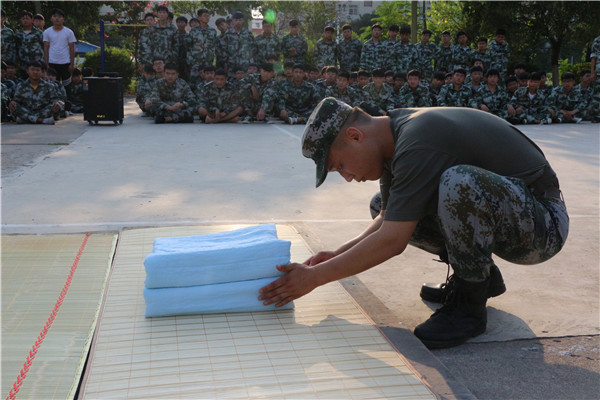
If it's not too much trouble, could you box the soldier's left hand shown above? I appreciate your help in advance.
[258,263,318,307]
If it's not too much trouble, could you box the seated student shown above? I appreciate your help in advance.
[466,65,484,92]
[546,72,584,123]
[277,63,321,125]
[325,70,363,107]
[355,70,371,90]
[136,64,156,116]
[360,67,395,116]
[148,63,196,124]
[538,71,552,96]
[247,63,258,75]
[306,65,320,85]
[517,72,529,88]
[392,71,406,95]
[428,71,446,106]
[240,62,278,122]
[82,66,93,77]
[395,69,431,108]
[1,62,13,121]
[576,69,597,122]
[9,61,60,124]
[189,17,200,29]
[444,72,453,85]
[46,67,70,118]
[1,60,18,101]
[3,61,21,84]
[349,71,358,87]
[471,69,511,119]
[197,68,243,124]
[508,71,552,124]
[436,68,471,107]
[314,65,338,99]
[384,70,395,86]
[67,68,84,113]
[505,75,519,98]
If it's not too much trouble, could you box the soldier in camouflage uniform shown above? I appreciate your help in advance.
[214,17,228,70]
[437,68,472,107]
[239,62,279,121]
[15,11,44,76]
[452,31,473,71]
[281,20,308,65]
[591,35,600,81]
[395,69,432,108]
[222,12,254,75]
[67,68,84,113]
[150,6,178,65]
[259,97,568,350]
[174,16,189,81]
[136,64,156,115]
[186,9,217,86]
[360,24,387,73]
[382,24,400,69]
[428,71,446,106]
[198,69,243,123]
[148,63,196,123]
[1,10,16,66]
[435,31,453,74]
[575,69,596,121]
[337,24,362,73]
[488,29,511,79]
[361,68,395,115]
[415,30,439,81]
[325,70,363,107]
[546,72,584,123]
[9,61,60,124]
[1,80,11,121]
[254,20,281,66]
[470,69,510,119]
[137,13,155,69]
[472,37,492,72]
[314,26,338,69]
[390,25,418,74]
[586,84,600,123]
[507,72,551,124]
[278,63,320,124]
[46,67,69,118]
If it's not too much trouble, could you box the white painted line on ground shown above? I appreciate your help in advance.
[271,124,302,141]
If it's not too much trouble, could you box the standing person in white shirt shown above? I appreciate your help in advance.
[43,8,76,86]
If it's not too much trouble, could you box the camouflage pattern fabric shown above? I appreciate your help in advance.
[1,26,16,65]
[281,33,308,64]
[362,81,395,114]
[137,27,154,67]
[174,31,189,78]
[149,77,196,120]
[240,73,279,115]
[15,27,44,67]
[12,79,59,120]
[325,83,364,107]
[314,39,337,69]
[253,33,281,65]
[337,37,362,72]
[585,83,600,119]
[301,97,352,187]
[67,81,84,113]
[215,33,227,70]
[546,85,585,119]
[222,28,255,72]
[436,83,472,107]
[150,23,178,64]
[592,36,600,78]
[428,85,442,106]
[470,85,511,119]
[135,75,156,112]
[435,44,453,73]
[1,82,12,121]
[471,50,492,72]
[509,87,550,122]
[277,79,320,118]
[391,42,418,73]
[186,26,218,71]
[360,40,387,72]
[199,81,240,114]
[488,40,511,78]
[395,83,432,108]
[415,42,439,79]
[452,45,473,70]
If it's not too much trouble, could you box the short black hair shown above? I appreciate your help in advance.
[470,65,483,73]
[27,60,44,69]
[529,72,542,81]
[292,63,305,71]
[82,67,93,77]
[144,13,155,20]
[197,8,210,17]
[384,69,394,77]
[214,68,227,77]
[371,24,382,30]
[388,24,399,32]
[260,62,274,72]
[325,66,338,74]
[189,17,199,24]
[164,63,178,72]
[357,70,371,78]
[19,10,34,19]
[342,24,352,31]
[233,65,245,73]
[143,64,155,74]
[433,71,446,80]
[324,26,334,33]
[407,69,421,78]
[422,29,432,36]
[372,68,386,77]
[33,14,44,21]
[518,72,530,80]
[283,61,295,69]
[176,16,187,23]
[399,25,411,34]
[495,28,507,36]
[47,67,57,77]
[156,5,169,13]
[561,72,576,81]
[51,8,65,17]
[485,69,499,78]
[215,17,226,25]
[72,67,82,76]
[514,62,526,70]
[505,76,518,85]
[338,70,350,79]
[477,37,487,43]
[168,12,174,19]
[453,68,467,76]
[289,19,299,27]
[153,57,165,63]
[203,65,215,72]
[456,31,467,39]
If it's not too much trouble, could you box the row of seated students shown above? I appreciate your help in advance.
[136,58,600,125]
[1,60,88,124]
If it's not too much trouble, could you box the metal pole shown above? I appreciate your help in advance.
[99,20,106,73]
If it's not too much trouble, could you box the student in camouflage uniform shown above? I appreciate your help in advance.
[452,31,473,71]
[575,69,596,121]
[281,20,307,65]
[148,63,196,123]
[314,66,337,100]
[254,20,281,65]
[198,68,243,124]
[383,24,400,69]
[150,6,177,65]
[429,71,446,106]
[360,24,387,72]
[214,17,228,70]
[222,11,254,75]
[415,30,439,81]
[314,26,338,69]
[395,69,431,108]
[337,24,362,73]
[391,25,417,74]
[174,16,189,81]
[46,67,69,119]
[437,68,472,107]
[15,11,44,77]
[546,72,584,123]
[186,8,217,86]
[136,64,156,115]
[137,13,155,69]
[278,63,320,124]
[436,31,453,74]
[507,71,551,124]
[239,62,278,121]
[465,65,484,92]
[67,68,84,113]
[325,70,363,107]
[9,61,60,124]
[472,37,491,72]
[361,68,395,115]
[1,10,17,66]
[1,61,13,121]
[471,69,510,120]
[489,29,511,79]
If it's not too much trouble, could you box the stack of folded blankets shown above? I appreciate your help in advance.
[143,224,294,317]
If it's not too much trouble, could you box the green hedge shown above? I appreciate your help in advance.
[82,46,136,89]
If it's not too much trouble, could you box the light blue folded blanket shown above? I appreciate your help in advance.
[144,277,293,317]
[144,224,291,288]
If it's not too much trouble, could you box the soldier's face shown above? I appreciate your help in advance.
[358,76,370,87]
[457,35,467,45]
[145,16,155,27]
[441,34,450,44]
[327,132,385,183]
[471,71,483,83]
[325,71,337,82]
[343,29,352,40]
[487,75,498,86]
[581,72,592,84]
[495,35,505,45]
[389,30,398,40]
[452,73,465,85]
[72,74,81,83]
[421,33,430,43]
[27,66,42,80]
[324,31,333,40]
[408,76,420,89]
[157,10,168,21]
[33,18,45,28]
[394,78,405,89]
[432,78,444,88]
[176,20,187,30]
[292,68,304,83]
[214,75,227,88]
[153,61,165,73]
[400,33,410,42]
[199,13,210,25]
[247,66,258,74]
[290,26,299,35]
[204,71,214,81]
[506,81,518,93]
[372,76,385,86]
[308,70,319,80]
[371,28,381,39]
[527,79,540,90]
[336,76,348,90]
[217,22,227,33]
[561,79,574,91]
[165,69,178,83]
[477,41,487,51]
[20,15,33,28]
[385,75,394,84]
[233,18,243,29]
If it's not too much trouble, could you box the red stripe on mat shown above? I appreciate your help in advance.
[5,233,92,400]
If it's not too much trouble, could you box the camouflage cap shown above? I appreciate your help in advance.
[302,97,352,187]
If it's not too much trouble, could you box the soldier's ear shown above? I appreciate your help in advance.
[345,126,364,143]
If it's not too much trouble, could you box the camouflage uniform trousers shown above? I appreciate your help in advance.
[412,165,568,281]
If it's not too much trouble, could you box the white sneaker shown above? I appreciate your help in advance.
[542,117,552,125]
[42,117,55,125]
[573,117,582,124]
[287,117,297,125]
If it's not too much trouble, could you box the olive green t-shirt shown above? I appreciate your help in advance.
[381,107,550,221]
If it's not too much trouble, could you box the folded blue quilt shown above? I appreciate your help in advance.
[144,277,293,317]
[144,224,291,288]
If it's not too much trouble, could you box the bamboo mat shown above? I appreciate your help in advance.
[80,225,435,399]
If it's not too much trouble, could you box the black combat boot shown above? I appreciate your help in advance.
[414,276,490,349]
[420,264,506,303]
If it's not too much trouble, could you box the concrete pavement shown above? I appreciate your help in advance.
[2,99,599,399]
